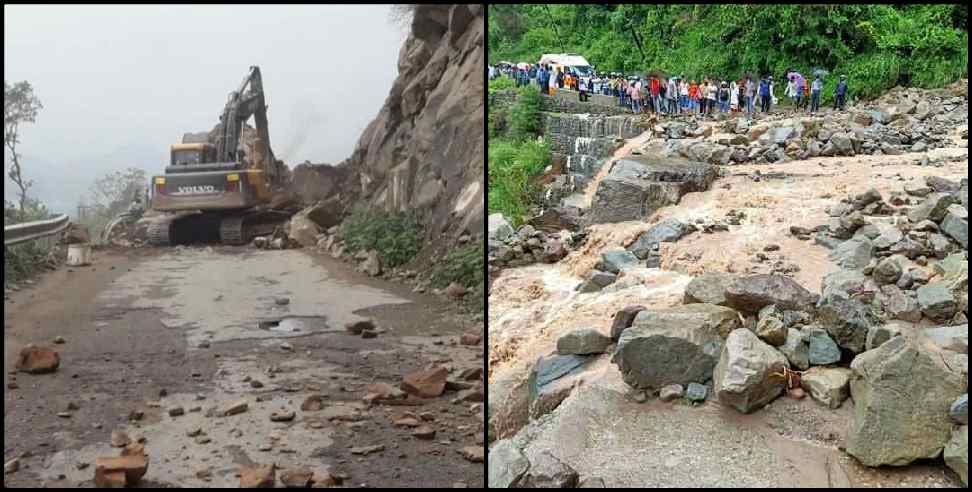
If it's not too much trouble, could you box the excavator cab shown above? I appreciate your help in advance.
[170,143,217,167]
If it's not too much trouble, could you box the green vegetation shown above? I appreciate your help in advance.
[431,241,484,289]
[488,85,551,226]
[339,206,423,269]
[489,4,967,102]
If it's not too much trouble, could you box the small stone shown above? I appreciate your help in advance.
[187,427,203,437]
[53,336,66,344]
[301,395,324,411]
[5,458,20,474]
[345,319,375,335]
[460,446,484,463]
[412,426,436,440]
[168,406,185,417]
[460,333,481,345]
[445,282,468,299]
[250,379,264,389]
[67,401,80,411]
[350,444,384,455]
[275,297,290,306]
[195,435,212,444]
[110,430,131,448]
[685,383,708,402]
[57,412,71,418]
[280,342,294,351]
[952,394,969,425]
[222,400,249,416]
[270,410,296,422]
[659,384,684,402]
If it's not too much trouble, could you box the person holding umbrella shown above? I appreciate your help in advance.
[834,75,848,111]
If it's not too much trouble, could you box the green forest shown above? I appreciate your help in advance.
[489,4,968,101]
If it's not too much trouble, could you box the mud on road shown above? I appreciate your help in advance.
[4,245,484,488]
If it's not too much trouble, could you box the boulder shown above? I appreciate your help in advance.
[627,219,696,259]
[63,223,90,244]
[519,451,579,488]
[95,455,149,488]
[816,296,877,354]
[528,206,582,233]
[287,210,322,248]
[15,345,60,374]
[830,238,874,270]
[685,382,708,402]
[541,240,569,263]
[240,464,276,488]
[779,328,810,370]
[597,249,639,274]
[945,426,968,486]
[683,272,737,306]
[754,305,787,346]
[872,228,904,250]
[916,282,957,322]
[865,322,904,351]
[940,204,968,249]
[488,439,529,488]
[922,325,968,354]
[610,305,647,341]
[557,329,612,355]
[586,156,716,224]
[612,304,740,390]
[802,367,851,409]
[724,274,818,314]
[713,328,788,414]
[885,290,922,322]
[952,394,969,425]
[847,336,966,466]
[908,193,960,224]
[872,256,904,284]
[361,250,382,277]
[659,384,684,401]
[401,365,449,398]
[807,327,842,366]
[579,270,617,293]
[528,354,591,419]
[488,214,514,242]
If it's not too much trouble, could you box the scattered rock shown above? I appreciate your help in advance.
[487,440,529,488]
[713,328,788,413]
[685,382,708,402]
[270,410,296,422]
[518,451,577,487]
[944,426,968,486]
[5,458,20,474]
[847,336,966,466]
[168,406,185,417]
[724,274,818,314]
[15,345,60,374]
[412,426,436,440]
[280,468,314,488]
[94,454,149,488]
[807,327,842,366]
[240,464,276,488]
[917,282,957,322]
[556,329,612,355]
[345,319,375,335]
[110,430,131,448]
[659,384,684,401]
[445,282,468,299]
[951,394,969,425]
[816,296,876,354]
[460,333,481,345]
[683,272,736,307]
[350,445,385,455]
[221,400,249,417]
[401,365,449,398]
[802,367,852,409]
[609,305,647,341]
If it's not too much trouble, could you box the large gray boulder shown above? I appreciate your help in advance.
[816,296,877,354]
[945,426,968,486]
[922,325,969,354]
[724,274,818,314]
[830,238,874,270]
[917,282,958,322]
[586,156,716,225]
[613,304,740,391]
[847,336,966,466]
[801,367,851,409]
[779,328,809,370]
[527,354,592,420]
[940,204,968,249]
[683,272,737,306]
[488,439,530,488]
[908,192,960,224]
[807,327,842,365]
[713,328,788,414]
[627,218,697,259]
[597,249,639,274]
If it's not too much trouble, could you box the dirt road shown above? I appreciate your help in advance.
[4,245,484,488]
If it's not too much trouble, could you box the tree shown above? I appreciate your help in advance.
[88,167,148,219]
[4,80,43,219]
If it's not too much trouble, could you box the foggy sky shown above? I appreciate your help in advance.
[4,4,407,215]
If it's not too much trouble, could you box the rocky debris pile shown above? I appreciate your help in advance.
[650,84,968,167]
[586,155,717,224]
[487,214,576,271]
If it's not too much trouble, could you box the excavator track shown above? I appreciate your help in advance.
[147,220,172,246]
[219,216,246,245]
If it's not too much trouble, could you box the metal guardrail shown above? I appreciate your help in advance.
[4,214,71,247]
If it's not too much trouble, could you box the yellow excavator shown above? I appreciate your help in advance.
[147,66,291,245]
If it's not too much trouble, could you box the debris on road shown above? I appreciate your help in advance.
[401,365,449,398]
[221,400,249,417]
[240,463,276,488]
[110,430,131,448]
[15,344,60,374]
[350,444,385,455]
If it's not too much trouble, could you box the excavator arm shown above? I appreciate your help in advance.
[214,66,278,182]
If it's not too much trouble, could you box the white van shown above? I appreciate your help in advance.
[538,53,594,78]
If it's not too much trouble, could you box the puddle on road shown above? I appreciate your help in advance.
[258,315,329,333]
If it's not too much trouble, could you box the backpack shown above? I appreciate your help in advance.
[760,80,770,95]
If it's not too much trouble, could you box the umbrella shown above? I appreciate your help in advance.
[812,68,830,78]
[517,62,531,70]
[645,68,668,79]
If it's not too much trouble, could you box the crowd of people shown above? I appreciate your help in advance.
[489,62,851,115]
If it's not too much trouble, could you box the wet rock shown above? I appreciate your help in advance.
[627,218,697,259]
[865,322,904,351]
[280,468,314,488]
[659,384,684,401]
[945,426,968,486]
[556,329,611,355]
[952,395,969,425]
[724,274,818,314]
[586,156,716,224]
[817,296,876,354]
[240,463,276,488]
[940,204,968,249]
[683,272,736,307]
[807,327,842,366]
[528,354,590,419]
[519,451,578,488]
[613,304,740,390]
[802,367,851,409]
[95,455,149,488]
[609,305,647,341]
[908,193,959,224]
[779,328,810,370]
[848,336,966,466]
[15,345,60,374]
[401,365,449,398]
[597,249,639,274]
[917,282,957,322]
[488,439,529,488]
[579,270,617,293]
[713,328,788,414]
[528,206,582,233]
[685,382,708,402]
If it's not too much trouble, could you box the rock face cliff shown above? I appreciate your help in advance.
[342,4,484,249]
